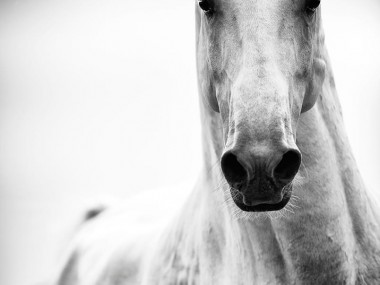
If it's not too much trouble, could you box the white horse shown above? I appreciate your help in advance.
[52,0,380,284]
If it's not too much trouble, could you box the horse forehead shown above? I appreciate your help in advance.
[223,0,295,7]
[218,0,297,41]
[219,0,294,15]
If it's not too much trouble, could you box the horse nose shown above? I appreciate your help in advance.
[220,148,301,188]
[272,149,302,184]
[220,151,250,186]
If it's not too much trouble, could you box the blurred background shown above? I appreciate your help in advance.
[0,0,379,284]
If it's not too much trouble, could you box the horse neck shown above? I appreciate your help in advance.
[294,50,380,239]
[284,50,380,261]
[195,49,380,278]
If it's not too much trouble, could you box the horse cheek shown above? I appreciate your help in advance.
[206,88,220,112]
[198,62,220,112]
[301,58,326,113]
[204,78,219,112]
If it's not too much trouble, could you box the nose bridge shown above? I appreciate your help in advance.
[224,3,288,146]
[228,66,291,148]
[221,7,299,184]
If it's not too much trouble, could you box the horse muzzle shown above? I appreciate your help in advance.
[221,145,301,212]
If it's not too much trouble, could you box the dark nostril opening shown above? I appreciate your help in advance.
[273,150,301,182]
[221,152,248,185]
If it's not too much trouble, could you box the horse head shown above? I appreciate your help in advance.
[196,0,326,212]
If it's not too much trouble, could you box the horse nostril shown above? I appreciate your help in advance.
[273,149,301,183]
[221,151,248,185]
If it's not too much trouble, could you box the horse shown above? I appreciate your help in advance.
[51,0,380,284]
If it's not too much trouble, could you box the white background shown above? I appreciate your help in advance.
[0,0,379,284]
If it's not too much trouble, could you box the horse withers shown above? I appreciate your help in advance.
[52,1,380,284]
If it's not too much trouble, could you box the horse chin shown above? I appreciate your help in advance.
[230,187,292,212]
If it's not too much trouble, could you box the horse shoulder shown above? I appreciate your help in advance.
[53,208,160,285]
[53,187,190,285]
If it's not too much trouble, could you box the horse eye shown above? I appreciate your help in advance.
[198,0,214,14]
[305,0,321,14]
